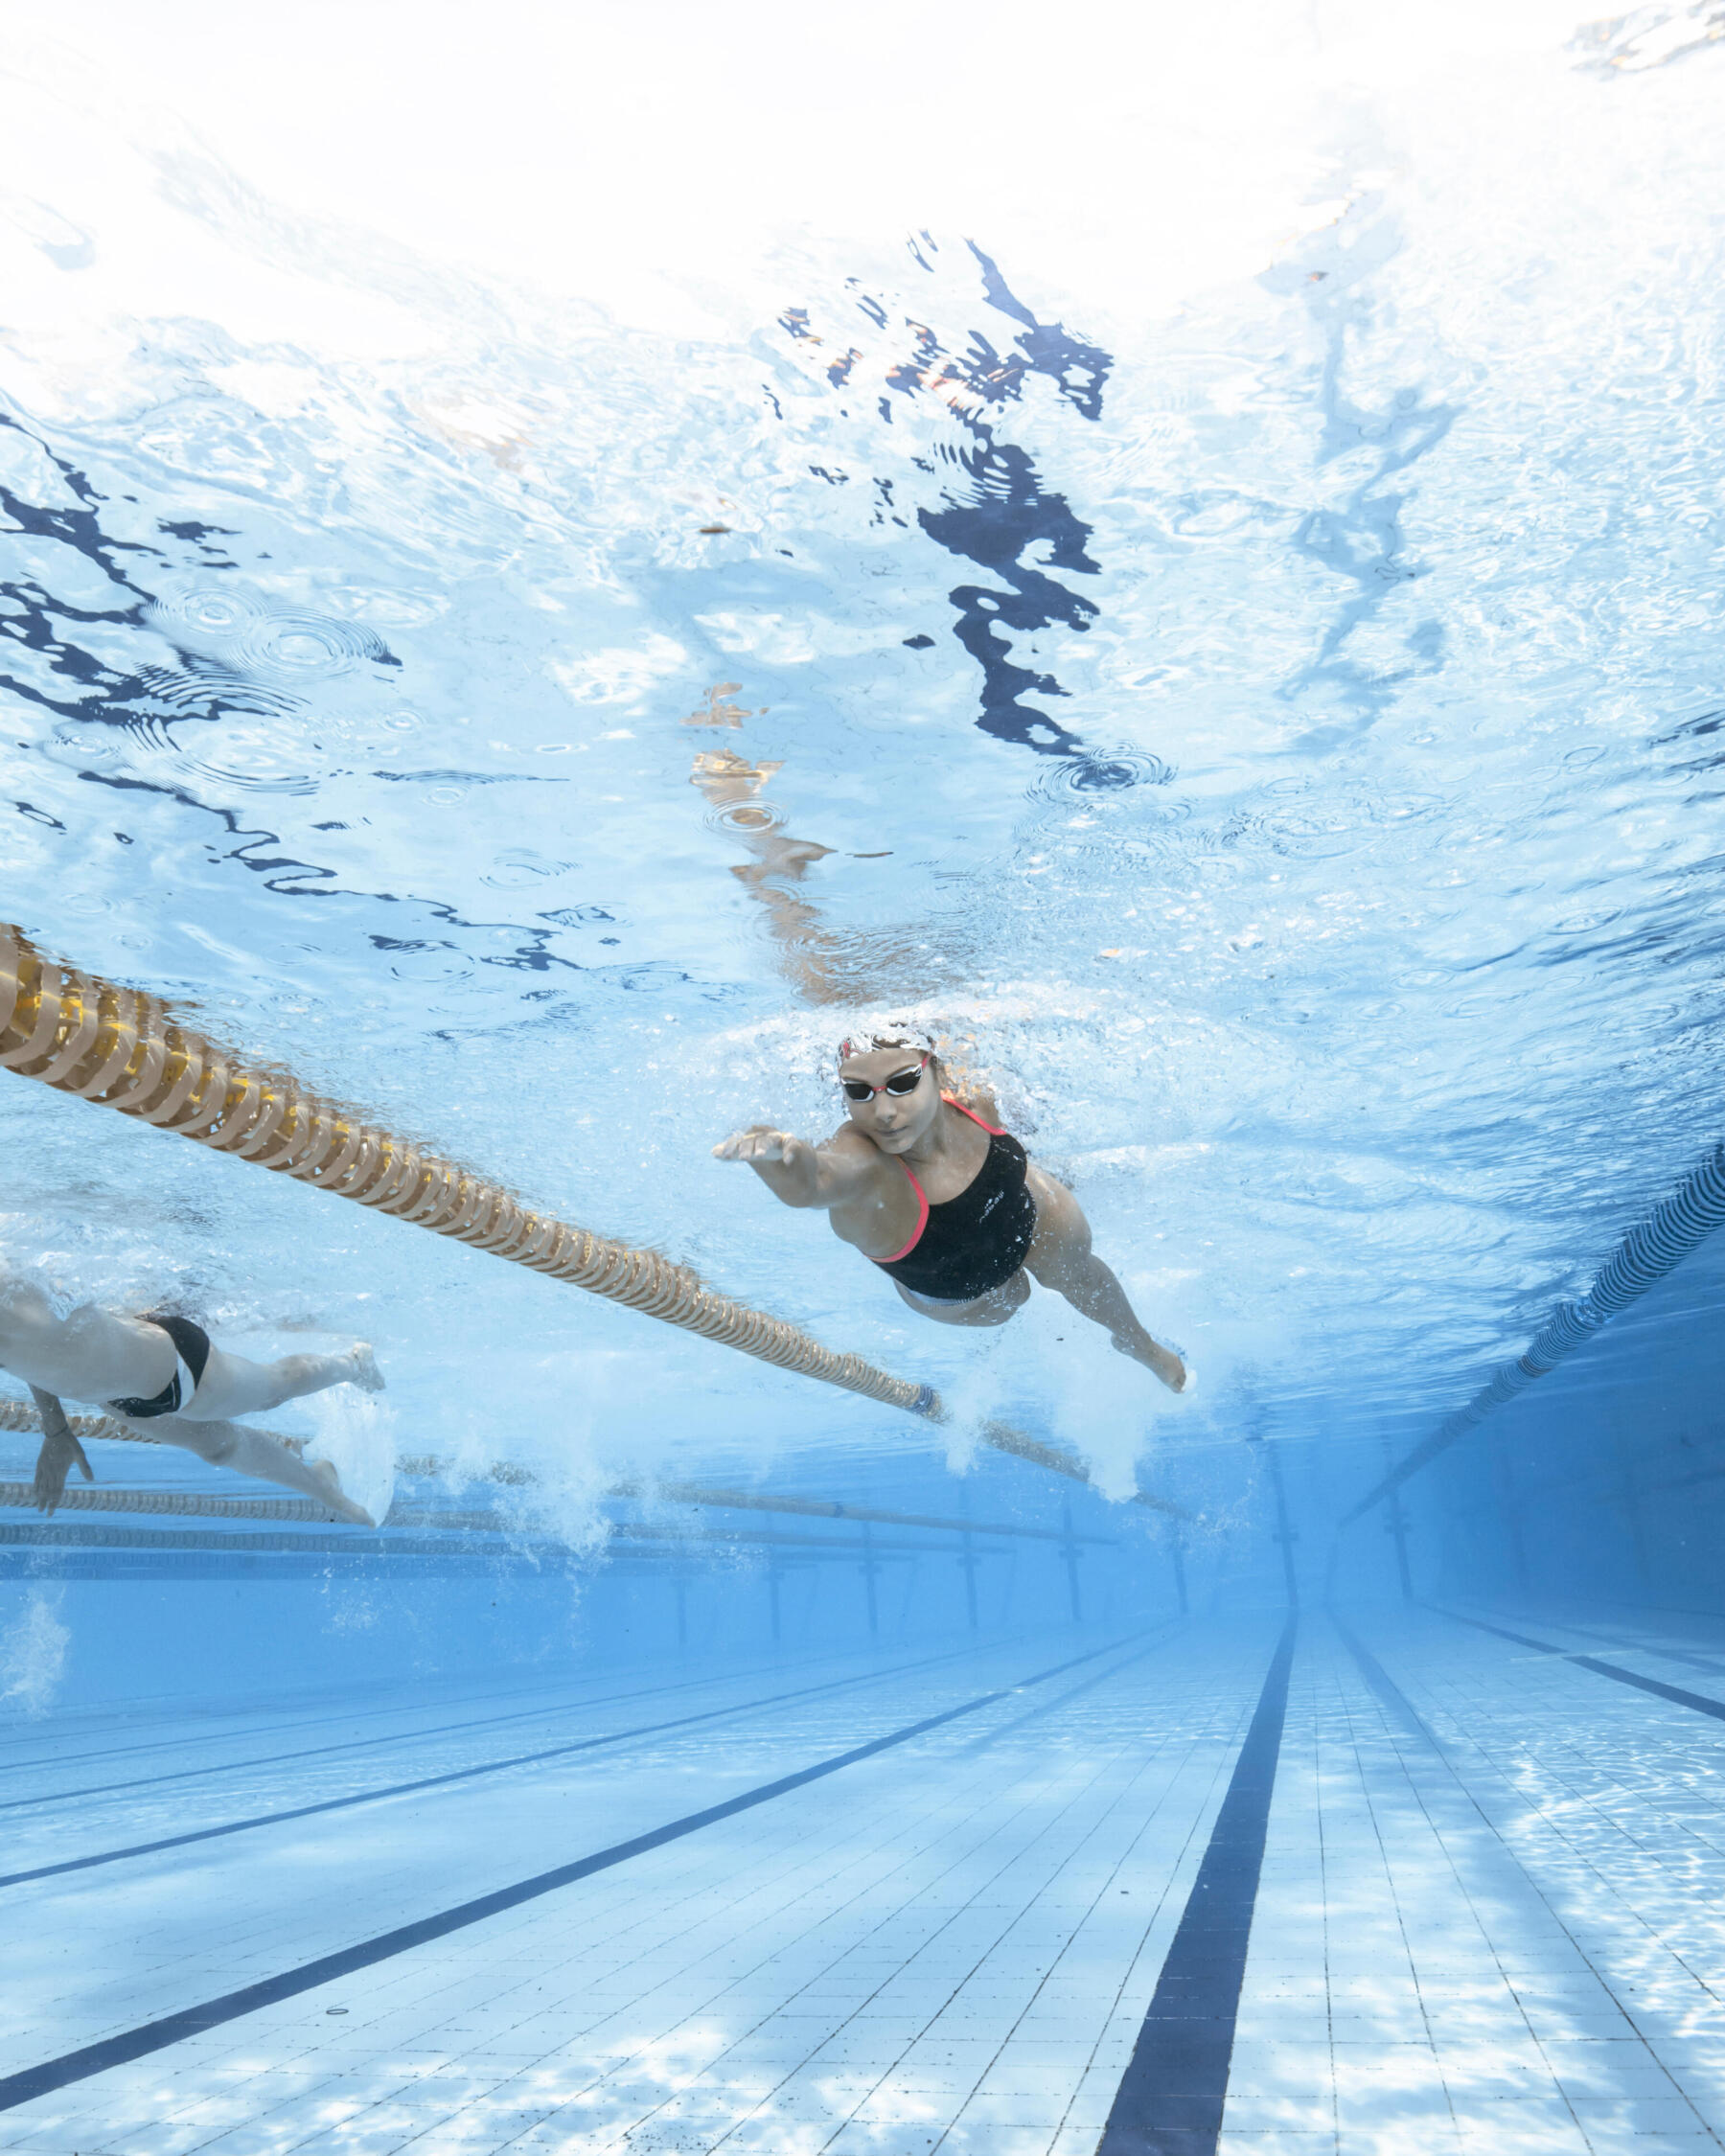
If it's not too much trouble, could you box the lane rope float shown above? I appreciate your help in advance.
[1342,1139,1725,1522]
[0,1481,337,1524]
[0,1397,1192,1527]
[0,1396,152,1448]
[0,923,1183,1515]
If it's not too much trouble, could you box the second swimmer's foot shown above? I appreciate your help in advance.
[345,1343,385,1393]
[1111,1333,1190,1393]
[309,1456,376,1528]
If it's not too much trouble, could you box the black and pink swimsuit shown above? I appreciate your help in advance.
[872,1097,1039,1303]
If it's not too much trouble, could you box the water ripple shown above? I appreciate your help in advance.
[147,588,399,686]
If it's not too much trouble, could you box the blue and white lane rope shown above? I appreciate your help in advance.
[1342,1142,1725,1522]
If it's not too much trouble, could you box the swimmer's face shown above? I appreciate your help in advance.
[839,1046,941,1154]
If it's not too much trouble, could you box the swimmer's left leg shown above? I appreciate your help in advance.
[1024,1168,1188,1391]
[181,1342,383,1420]
[134,1412,378,1525]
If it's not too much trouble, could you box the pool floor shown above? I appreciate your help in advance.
[3,1608,1722,2152]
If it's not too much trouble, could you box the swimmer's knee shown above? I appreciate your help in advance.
[0,1275,51,1320]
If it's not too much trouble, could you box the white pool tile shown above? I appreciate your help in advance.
[4,1614,1725,2153]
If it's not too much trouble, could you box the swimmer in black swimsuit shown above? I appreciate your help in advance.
[714,1032,1189,1390]
[0,1275,386,1521]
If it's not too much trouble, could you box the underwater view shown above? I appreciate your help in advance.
[4,0,1725,2148]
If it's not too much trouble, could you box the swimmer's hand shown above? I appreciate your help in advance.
[30,1388,93,1517]
[713,1125,832,1207]
[713,1126,808,1167]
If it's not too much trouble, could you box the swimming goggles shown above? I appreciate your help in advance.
[840,1053,931,1103]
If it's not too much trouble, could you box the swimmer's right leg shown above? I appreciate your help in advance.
[141,1412,377,1525]
[182,1342,384,1420]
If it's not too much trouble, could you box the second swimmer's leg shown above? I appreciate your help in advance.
[143,1413,377,1525]
[1023,1170,1188,1391]
[181,1342,384,1420]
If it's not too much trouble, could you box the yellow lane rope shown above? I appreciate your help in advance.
[1,921,932,1414]
[0,922,1180,1512]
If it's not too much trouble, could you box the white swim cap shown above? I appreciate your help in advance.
[836,1022,939,1067]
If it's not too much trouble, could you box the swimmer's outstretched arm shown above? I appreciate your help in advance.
[712,1126,875,1212]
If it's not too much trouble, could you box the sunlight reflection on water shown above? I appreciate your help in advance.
[1,5,1723,1518]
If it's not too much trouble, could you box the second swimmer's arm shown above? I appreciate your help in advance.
[712,1126,874,1211]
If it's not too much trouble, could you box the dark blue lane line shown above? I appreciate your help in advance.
[0,1630,964,1779]
[0,1634,999,1816]
[0,1656,661,1777]
[1432,1607,1725,1724]
[0,1633,1140,2115]
[0,1635,1040,1890]
[1329,1616,1439,1746]
[1486,1614,1725,1682]
[958,1623,1184,1754]
[1098,1618,1298,2156]
[0,1658,749,1778]
[0,1680,712,1811]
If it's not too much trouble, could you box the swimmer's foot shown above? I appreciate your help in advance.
[343,1343,385,1393]
[1112,1332,1190,1393]
[309,1455,376,1528]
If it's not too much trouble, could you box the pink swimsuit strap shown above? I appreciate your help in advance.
[943,1092,1005,1136]
[877,1094,1003,1263]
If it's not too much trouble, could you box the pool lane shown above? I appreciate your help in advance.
[0,1621,1276,2149]
[1099,1617,1297,2154]
[19,1611,1718,2155]
[0,1630,1169,2111]
[0,1628,1180,1892]
[1431,1605,1725,1723]
[0,1633,1003,1811]
[1291,1613,1725,2152]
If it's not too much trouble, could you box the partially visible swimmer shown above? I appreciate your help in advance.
[0,1274,385,1524]
[715,1031,1189,1391]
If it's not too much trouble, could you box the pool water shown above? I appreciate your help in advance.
[3,3,1725,2149]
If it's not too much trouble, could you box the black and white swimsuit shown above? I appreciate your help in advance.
[109,1314,211,1418]
[870,1097,1039,1304]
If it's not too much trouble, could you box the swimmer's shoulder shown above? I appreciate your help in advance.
[820,1122,907,1241]
[944,1080,1007,1129]
[822,1121,891,1174]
